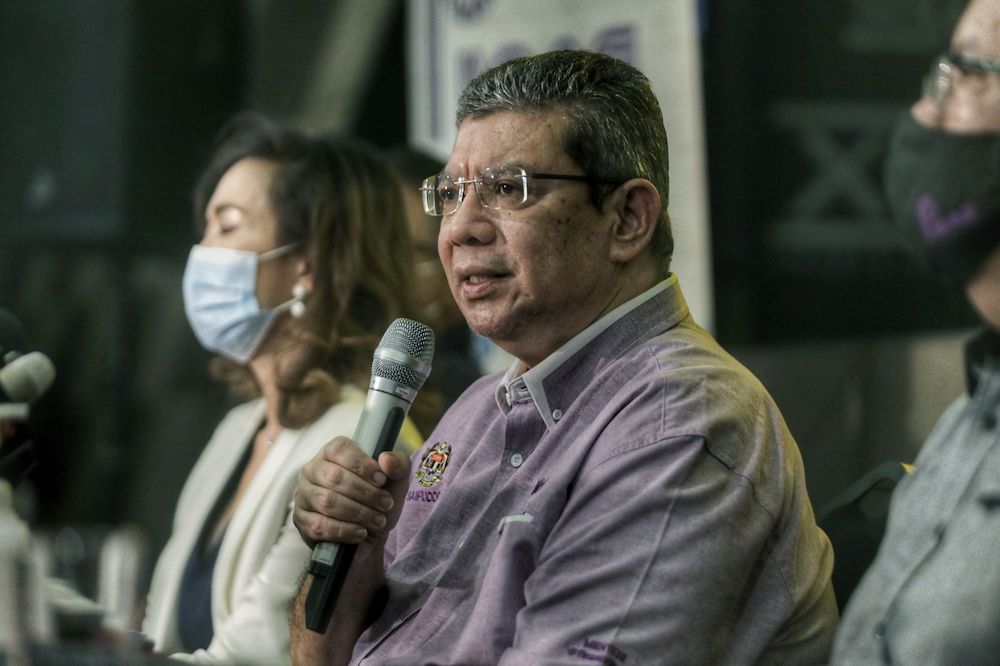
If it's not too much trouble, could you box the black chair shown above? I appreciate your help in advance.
[816,460,911,613]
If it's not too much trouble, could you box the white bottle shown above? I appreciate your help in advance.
[97,525,147,633]
[0,479,32,666]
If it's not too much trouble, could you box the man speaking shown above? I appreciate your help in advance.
[291,50,838,665]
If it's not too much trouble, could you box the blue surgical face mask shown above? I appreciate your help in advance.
[182,243,299,364]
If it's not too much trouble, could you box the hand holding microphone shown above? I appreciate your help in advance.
[295,318,434,633]
[0,352,56,481]
[0,307,55,417]
[0,309,56,487]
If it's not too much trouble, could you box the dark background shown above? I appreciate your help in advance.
[0,0,976,577]
[703,0,975,342]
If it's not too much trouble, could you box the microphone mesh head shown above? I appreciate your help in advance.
[371,318,435,391]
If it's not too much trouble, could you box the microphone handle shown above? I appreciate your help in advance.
[0,440,37,488]
[304,389,408,633]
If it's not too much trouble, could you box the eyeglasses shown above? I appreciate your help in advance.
[923,51,1000,117]
[419,166,624,216]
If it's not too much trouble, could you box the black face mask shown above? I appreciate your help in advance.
[885,113,1000,284]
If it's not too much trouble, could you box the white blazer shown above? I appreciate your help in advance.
[143,385,417,664]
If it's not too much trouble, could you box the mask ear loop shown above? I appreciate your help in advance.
[258,242,301,262]
[260,243,309,317]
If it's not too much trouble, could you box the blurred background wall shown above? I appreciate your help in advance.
[0,0,976,571]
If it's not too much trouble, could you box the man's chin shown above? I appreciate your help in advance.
[467,320,508,341]
[464,312,517,345]
[460,300,542,348]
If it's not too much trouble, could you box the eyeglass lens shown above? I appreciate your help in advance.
[924,56,955,113]
[923,52,1000,115]
[421,168,529,216]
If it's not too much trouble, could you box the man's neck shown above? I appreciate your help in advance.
[507,271,668,371]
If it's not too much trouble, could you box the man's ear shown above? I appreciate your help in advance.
[605,178,661,264]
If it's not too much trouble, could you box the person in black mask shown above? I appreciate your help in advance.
[831,1,1000,663]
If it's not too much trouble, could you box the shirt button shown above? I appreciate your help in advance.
[552,409,563,421]
[510,453,524,468]
[982,412,997,430]
[874,622,886,639]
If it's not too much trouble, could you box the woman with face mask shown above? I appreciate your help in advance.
[831,0,1000,663]
[141,113,423,665]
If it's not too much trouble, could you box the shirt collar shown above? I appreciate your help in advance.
[965,327,1000,395]
[493,276,676,429]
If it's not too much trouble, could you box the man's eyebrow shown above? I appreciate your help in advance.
[952,23,1000,58]
[952,36,979,54]
[440,163,528,178]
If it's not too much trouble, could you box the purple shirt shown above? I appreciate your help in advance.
[353,279,838,665]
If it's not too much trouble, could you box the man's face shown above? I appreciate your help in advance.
[912,0,1000,132]
[922,0,1000,328]
[438,110,619,366]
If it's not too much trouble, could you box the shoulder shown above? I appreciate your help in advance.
[602,319,775,441]
[912,393,971,463]
[582,320,798,508]
[649,318,764,391]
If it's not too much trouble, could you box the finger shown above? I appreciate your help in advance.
[301,439,395,510]
[308,456,395,514]
[313,437,389,487]
[377,450,412,481]
[301,476,391,529]
[294,474,385,542]
[293,504,369,547]
[373,451,411,533]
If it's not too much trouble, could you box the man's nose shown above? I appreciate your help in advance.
[442,189,497,247]
[910,96,940,129]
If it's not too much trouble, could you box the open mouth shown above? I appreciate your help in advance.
[456,268,510,297]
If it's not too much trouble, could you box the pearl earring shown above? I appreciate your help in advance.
[291,282,307,318]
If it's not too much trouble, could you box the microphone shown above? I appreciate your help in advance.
[0,352,56,408]
[0,335,54,486]
[0,308,52,415]
[304,318,434,633]
[0,351,55,482]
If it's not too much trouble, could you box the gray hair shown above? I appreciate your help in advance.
[456,49,672,271]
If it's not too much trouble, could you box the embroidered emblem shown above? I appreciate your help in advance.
[415,441,451,487]
[567,638,628,664]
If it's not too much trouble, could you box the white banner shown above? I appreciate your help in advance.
[406,0,713,330]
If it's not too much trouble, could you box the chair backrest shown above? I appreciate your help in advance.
[816,460,910,613]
